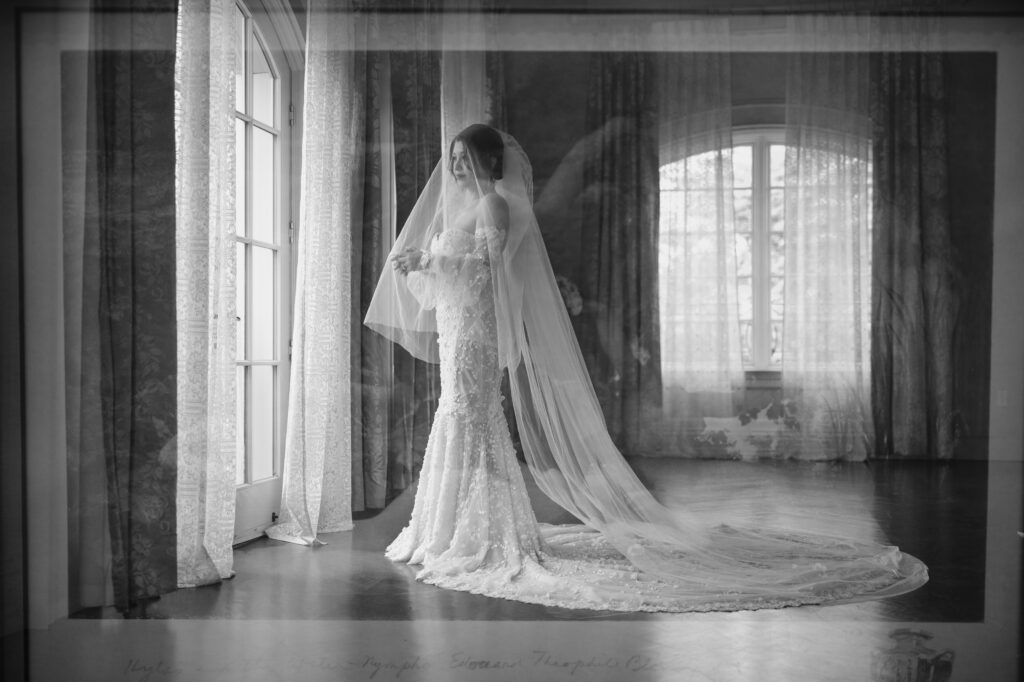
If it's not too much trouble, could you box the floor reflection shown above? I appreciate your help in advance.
[44,459,1017,681]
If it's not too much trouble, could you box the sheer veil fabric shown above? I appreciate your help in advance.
[365,128,927,612]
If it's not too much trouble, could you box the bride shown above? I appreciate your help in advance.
[365,124,927,612]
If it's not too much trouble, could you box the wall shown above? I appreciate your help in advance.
[0,0,25,675]
[989,36,1024,463]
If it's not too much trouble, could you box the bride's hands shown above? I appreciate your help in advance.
[391,247,428,276]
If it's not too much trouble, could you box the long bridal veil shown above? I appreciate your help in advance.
[366,128,927,611]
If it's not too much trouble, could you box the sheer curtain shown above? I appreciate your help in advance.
[440,12,489,145]
[175,0,238,585]
[266,0,367,544]
[654,20,743,451]
[782,17,874,460]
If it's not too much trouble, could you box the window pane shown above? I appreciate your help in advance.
[732,145,752,189]
[234,7,246,113]
[684,190,718,227]
[735,232,752,278]
[660,190,684,232]
[770,233,785,276]
[737,276,752,320]
[236,365,246,485]
[770,144,786,187]
[771,277,785,319]
[660,161,685,191]
[235,119,246,236]
[251,365,275,481]
[770,322,783,365]
[252,128,275,244]
[688,150,719,186]
[236,241,246,359]
[251,246,275,360]
[659,232,683,271]
[252,40,275,126]
[739,320,752,366]
[770,188,784,231]
[733,189,751,233]
[690,232,722,259]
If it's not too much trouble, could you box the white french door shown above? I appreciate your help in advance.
[233,1,293,544]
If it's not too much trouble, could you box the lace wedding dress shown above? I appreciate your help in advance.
[369,127,927,612]
[385,225,700,611]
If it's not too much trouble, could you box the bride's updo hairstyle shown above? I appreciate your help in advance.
[449,123,504,181]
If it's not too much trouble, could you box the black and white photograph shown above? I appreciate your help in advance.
[2,0,1022,680]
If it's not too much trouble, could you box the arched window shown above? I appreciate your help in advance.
[730,128,786,370]
[659,126,872,375]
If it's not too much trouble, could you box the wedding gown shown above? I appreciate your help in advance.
[385,224,705,611]
[370,128,927,612]
[382,219,920,612]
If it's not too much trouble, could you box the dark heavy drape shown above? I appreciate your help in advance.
[87,1,179,613]
[389,51,442,495]
[581,52,662,454]
[871,52,959,459]
[351,51,389,512]
[353,52,441,511]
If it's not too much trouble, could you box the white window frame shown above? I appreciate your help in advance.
[233,0,295,544]
[660,125,874,376]
[732,126,786,372]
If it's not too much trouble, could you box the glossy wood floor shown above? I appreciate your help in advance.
[36,459,1022,681]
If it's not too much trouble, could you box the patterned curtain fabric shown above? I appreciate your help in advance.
[267,0,364,544]
[870,51,958,459]
[580,52,663,453]
[87,0,179,614]
[174,0,238,586]
[782,49,874,461]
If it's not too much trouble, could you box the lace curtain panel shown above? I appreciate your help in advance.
[175,0,239,586]
[266,0,364,544]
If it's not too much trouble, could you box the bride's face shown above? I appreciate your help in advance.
[450,141,486,191]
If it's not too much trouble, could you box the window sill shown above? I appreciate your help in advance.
[744,370,782,389]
